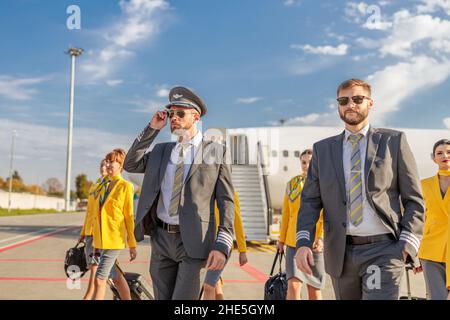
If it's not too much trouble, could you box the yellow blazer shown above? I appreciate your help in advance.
[280,175,324,248]
[418,175,449,264]
[215,192,247,253]
[448,216,450,289]
[80,178,101,236]
[92,178,137,250]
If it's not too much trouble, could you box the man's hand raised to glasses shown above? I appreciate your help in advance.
[295,246,315,275]
[150,111,168,130]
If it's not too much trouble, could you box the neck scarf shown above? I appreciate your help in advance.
[438,170,450,177]
[287,175,305,202]
[89,177,105,196]
[95,174,122,207]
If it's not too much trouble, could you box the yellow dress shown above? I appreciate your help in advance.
[279,175,324,248]
[214,192,247,253]
[91,176,137,249]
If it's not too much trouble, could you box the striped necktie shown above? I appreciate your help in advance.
[169,144,188,217]
[348,134,364,226]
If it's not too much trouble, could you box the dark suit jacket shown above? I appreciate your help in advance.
[296,126,425,277]
[123,125,235,259]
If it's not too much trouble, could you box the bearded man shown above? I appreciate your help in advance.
[124,86,235,300]
[294,78,424,300]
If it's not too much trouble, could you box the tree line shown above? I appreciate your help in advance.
[0,171,93,200]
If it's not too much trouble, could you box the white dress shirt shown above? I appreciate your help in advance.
[157,130,203,225]
[343,124,391,236]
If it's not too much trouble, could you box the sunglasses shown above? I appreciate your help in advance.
[167,110,197,119]
[336,95,370,106]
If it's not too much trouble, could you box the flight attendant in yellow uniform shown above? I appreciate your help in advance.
[78,158,108,300]
[91,148,137,300]
[277,149,325,300]
[419,139,450,300]
[202,191,248,300]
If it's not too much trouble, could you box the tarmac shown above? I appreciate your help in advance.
[0,212,427,300]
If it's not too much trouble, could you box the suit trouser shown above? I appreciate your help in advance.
[150,226,207,300]
[330,239,405,300]
[420,259,448,300]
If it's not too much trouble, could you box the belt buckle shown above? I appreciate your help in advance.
[167,225,177,234]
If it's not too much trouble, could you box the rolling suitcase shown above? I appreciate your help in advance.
[109,262,154,300]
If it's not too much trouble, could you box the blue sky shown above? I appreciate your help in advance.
[1,0,450,186]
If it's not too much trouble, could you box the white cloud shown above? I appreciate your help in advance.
[363,19,392,30]
[274,111,341,126]
[81,0,170,82]
[444,117,450,129]
[291,43,349,55]
[378,0,393,6]
[288,57,336,75]
[287,1,450,128]
[367,56,450,125]
[417,0,450,15]
[156,87,170,98]
[236,97,263,104]
[0,76,47,101]
[112,0,170,46]
[129,99,164,113]
[345,2,368,23]
[356,37,380,49]
[341,2,450,125]
[430,39,450,52]
[379,10,450,57]
[283,0,300,6]
[326,31,346,42]
[345,2,392,30]
[106,79,124,86]
[352,53,378,61]
[0,119,133,185]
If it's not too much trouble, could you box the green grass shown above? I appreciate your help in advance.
[0,208,78,217]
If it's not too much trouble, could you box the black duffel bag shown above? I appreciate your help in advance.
[64,241,89,279]
[264,251,288,300]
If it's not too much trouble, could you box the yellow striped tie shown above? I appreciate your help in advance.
[348,134,364,226]
[169,145,187,217]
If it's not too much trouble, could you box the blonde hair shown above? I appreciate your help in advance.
[337,78,372,97]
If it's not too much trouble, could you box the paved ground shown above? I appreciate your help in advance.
[0,212,427,300]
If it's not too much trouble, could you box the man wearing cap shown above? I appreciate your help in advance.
[123,86,235,300]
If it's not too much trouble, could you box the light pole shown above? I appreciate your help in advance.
[8,130,17,213]
[64,47,83,211]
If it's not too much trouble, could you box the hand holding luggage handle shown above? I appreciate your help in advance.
[399,264,427,300]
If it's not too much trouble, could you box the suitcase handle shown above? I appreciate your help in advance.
[114,261,126,276]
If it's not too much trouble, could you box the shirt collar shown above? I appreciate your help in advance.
[344,123,370,141]
[176,130,203,150]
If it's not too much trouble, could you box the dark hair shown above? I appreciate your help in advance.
[433,139,450,156]
[300,149,313,158]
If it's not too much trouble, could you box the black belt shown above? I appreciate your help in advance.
[156,217,180,234]
[346,233,395,245]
